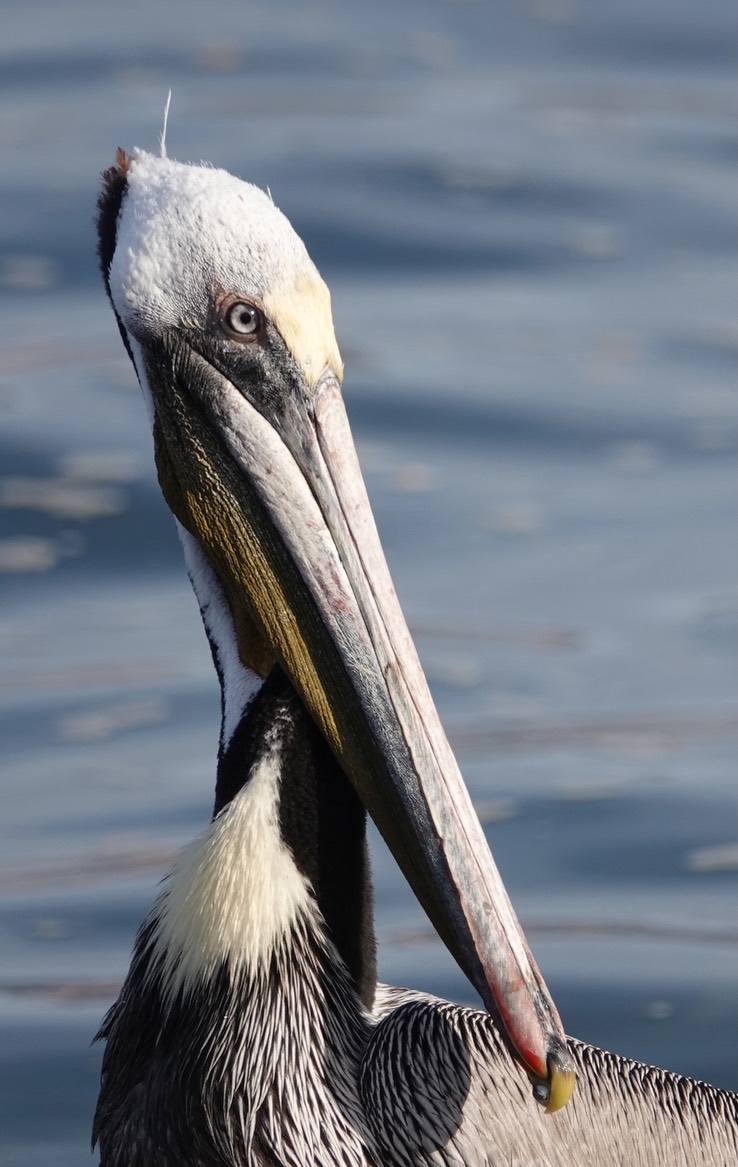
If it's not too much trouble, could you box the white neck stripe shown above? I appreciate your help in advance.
[177,522,262,749]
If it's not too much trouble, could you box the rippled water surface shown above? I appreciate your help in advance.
[1,1,736,1162]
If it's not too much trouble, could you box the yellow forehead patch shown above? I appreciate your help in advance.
[264,271,343,387]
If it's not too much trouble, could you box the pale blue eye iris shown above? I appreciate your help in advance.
[224,301,261,337]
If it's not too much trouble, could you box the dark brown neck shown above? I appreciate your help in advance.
[214,667,377,1008]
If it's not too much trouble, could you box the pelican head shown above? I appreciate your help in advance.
[97,147,574,1112]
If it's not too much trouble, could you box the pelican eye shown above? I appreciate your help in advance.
[222,299,262,339]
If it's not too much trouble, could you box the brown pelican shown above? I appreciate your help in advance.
[92,149,737,1167]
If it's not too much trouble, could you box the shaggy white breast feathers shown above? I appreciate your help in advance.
[148,740,315,1004]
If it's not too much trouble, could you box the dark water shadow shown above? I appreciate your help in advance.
[345,385,716,459]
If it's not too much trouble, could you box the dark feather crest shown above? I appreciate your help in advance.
[96,148,130,292]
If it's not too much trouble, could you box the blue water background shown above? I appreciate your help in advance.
[0,1,736,1162]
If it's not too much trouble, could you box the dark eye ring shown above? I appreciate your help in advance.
[222,299,261,339]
